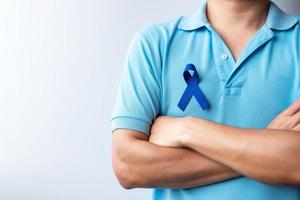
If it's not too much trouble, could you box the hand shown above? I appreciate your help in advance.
[149,116,189,148]
[267,99,300,131]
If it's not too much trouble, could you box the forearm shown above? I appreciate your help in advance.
[182,117,300,185]
[112,130,241,189]
[122,141,240,189]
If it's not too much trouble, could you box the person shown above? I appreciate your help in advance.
[111,0,300,199]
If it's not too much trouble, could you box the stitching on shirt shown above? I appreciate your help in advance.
[111,116,151,125]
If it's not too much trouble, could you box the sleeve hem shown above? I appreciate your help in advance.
[111,116,151,136]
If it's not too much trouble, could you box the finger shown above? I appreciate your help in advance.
[286,110,300,129]
[268,115,287,129]
[292,122,300,131]
[280,99,300,116]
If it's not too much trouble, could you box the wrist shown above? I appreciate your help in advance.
[178,116,201,147]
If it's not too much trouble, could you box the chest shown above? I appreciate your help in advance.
[159,30,299,128]
[220,30,256,62]
[210,24,263,63]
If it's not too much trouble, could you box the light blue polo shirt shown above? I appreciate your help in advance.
[111,1,300,200]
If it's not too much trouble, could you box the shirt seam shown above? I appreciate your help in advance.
[111,116,151,125]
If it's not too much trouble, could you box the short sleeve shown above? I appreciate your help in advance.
[111,30,162,135]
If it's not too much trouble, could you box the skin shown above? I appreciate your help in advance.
[113,99,300,189]
[206,0,269,61]
[112,0,297,189]
[112,130,240,189]
[149,99,300,185]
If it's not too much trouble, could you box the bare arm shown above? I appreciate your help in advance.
[180,118,300,185]
[149,100,300,186]
[112,129,240,189]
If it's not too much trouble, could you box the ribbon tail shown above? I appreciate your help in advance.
[193,87,209,110]
[177,87,193,111]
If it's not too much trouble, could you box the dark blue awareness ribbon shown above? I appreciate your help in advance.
[177,64,209,111]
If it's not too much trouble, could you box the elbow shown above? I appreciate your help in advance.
[256,168,300,186]
[112,130,150,189]
[290,168,300,186]
[112,156,139,190]
[272,168,300,186]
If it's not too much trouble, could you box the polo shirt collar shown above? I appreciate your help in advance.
[178,1,299,31]
[177,0,208,31]
[266,1,298,30]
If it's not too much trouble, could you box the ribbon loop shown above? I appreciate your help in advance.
[177,64,209,111]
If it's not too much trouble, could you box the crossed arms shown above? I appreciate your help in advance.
[112,99,300,189]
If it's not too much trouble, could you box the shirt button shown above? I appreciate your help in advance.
[221,53,228,61]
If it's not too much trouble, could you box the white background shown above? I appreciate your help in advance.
[0,0,299,199]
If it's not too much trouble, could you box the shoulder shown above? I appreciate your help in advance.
[133,16,184,45]
[127,16,184,61]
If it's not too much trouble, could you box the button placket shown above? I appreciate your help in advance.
[221,53,228,61]
[207,24,242,95]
